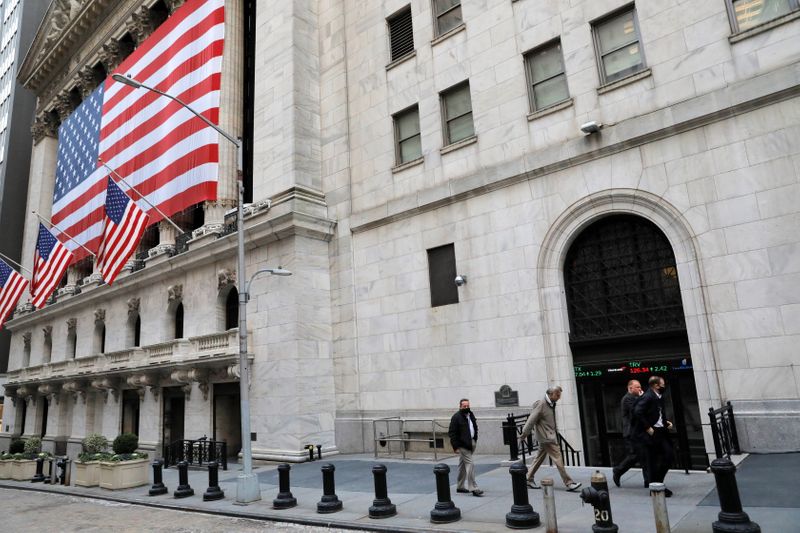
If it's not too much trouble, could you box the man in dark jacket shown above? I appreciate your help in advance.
[448,398,483,496]
[612,379,647,487]
[634,375,675,497]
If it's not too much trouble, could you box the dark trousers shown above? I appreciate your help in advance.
[643,428,674,484]
[613,436,648,485]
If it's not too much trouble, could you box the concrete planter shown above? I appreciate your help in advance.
[74,461,101,487]
[99,459,149,489]
[0,460,11,479]
[11,459,37,481]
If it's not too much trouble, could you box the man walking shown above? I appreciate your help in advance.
[612,379,647,487]
[634,375,675,497]
[520,386,582,492]
[448,398,483,496]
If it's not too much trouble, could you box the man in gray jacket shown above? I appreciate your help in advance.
[519,385,582,491]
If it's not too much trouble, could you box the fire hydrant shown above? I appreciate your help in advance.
[579,471,618,533]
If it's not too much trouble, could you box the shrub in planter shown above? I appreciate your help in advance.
[23,436,42,456]
[99,438,148,490]
[83,433,109,455]
[9,439,25,454]
[112,433,138,455]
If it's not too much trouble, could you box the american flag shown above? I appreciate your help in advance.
[0,259,28,329]
[31,223,73,309]
[96,177,149,285]
[50,0,224,262]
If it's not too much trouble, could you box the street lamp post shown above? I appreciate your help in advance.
[112,73,290,503]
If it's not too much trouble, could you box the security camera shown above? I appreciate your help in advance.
[454,275,467,287]
[580,120,602,134]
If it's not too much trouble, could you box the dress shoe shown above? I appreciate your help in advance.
[456,488,470,493]
[472,489,484,497]
[526,479,540,489]
[664,488,673,498]
[566,482,582,492]
[612,472,621,487]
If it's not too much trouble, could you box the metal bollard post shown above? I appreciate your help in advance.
[506,462,541,529]
[369,464,396,519]
[203,461,225,501]
[273,463,297,509]
[316,444,322,460]
[542,477,558,533]
[174,460,194,498]
[45,457,55,484]
[430,463,461,524]
[649,483,671,533]
[579,471,618,533]
[710,458,760,533]
[56,457,70,485]
[149,459,168,496]
[32,457,46,482]
[307,445,315,461]
[317,463,343,513]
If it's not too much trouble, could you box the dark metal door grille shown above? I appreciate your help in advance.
[389,7,414,62]
[565,215,686,343]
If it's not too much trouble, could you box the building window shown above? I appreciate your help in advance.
[67,329,77,359]
[132,315,141,347]
[93,322,106,354]
[43,330,52,364]
[440,81,474,145]
[433,0,463,36]
[592,7,646,85]
[427,244,459,307]
[524,40,570,112]
[393,105,422,164]
[225,287,238,330]
[727,0,799,32]
[174,303,184,339]
[388,6,414,62]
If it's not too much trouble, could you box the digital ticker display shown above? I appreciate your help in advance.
[574,358,692,379]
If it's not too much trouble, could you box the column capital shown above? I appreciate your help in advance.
[99,40,124,73]
[127,5,156,46]
[55,92,75,121]
[31,113,59,143]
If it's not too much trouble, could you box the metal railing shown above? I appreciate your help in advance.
[709,401,740,458]
[373,416,450,460]
[163,436,228,470]
[502,412,582,466]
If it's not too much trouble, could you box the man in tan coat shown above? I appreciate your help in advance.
[520,385,582,491]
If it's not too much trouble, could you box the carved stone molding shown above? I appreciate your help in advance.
[126,373,159,400]
[168,284,183,304]
[94,308,105,324]
[22,332,32,349]
[91,377,119,403]
[164,0,186,15]
[99,40,123,73]
[62,380,86,403]
[226,364,240,380]
[217,268,236,290]
[127,297,140,317]
[66,317,77,332]
[169,368,208,400]
[43,325,53,340]
[32,113,59,143]
[78,65,98,98]
[55,91,75,121]
[127,6,156,46]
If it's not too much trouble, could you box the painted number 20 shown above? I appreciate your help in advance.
[595,509,609,522]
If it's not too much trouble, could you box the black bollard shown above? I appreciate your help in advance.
[430,463,461,524]
[711,458,760,533]
[56,457,70,485]
[316,444,322,460]
[369,464,397,519]
[307,445,315,461]
[506,462,541,529]
[203,461,225,501]
[316,463,343,513]
[174,460,194,498]
[44,457,55,484]
[273,463,297,509]
[32,457,45,482]
[149,459,168,496]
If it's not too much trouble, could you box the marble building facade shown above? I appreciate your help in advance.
[2,0,799,464]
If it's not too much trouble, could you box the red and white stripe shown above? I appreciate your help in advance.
[96,200,150,286]
[0,267,28,329]
[31,242,73,309]
[50,0,224,260]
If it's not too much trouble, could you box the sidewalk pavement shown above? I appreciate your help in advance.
[1,452,798,532]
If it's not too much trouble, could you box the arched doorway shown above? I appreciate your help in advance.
[564,214,707,470]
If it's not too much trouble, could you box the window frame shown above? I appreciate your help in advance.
[523,38,570,113]
[432,0,463,37]
[393,104,422,165]
[591,5,647,86]
[387,5,415,63]
[427,243,459,307]
[725,0,800,33]
[440,80,474,146]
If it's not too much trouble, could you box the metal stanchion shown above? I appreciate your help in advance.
[710,458,760,533]
[149,459,168,496]
[174,460,194,498]
[368,464,396,519]
[506,462,541,529]
[273,464,297,509]
[203,461,225,501]
[32,457,45,482]
[542,477,558,533]
[650,482,671,533]
[430,463,461,524]
[317,463,342,513]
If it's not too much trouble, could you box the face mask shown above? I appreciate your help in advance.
[657,386,666,394]
[460,407,470,414]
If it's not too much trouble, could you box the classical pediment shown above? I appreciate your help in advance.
[17,0,119,95]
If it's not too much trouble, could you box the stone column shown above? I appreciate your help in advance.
[202,0,242,231]
[23,397,37,437]
[66,389,92,457]
[138,387,161,455]
[151,220,177,256]
[183,382,212,439]
[62,266,81,296]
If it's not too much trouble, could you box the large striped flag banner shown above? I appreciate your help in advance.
[49,0,224,262]
[96,177,149,285]
[0,259,28,329]
[31,223,73,308]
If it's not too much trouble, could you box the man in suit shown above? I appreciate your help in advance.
[612,379,648,487]
[634,375,675,497]
[520,385,582,491]
[448,398,483,496]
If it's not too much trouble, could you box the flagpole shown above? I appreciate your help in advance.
[0,251,32,275]
[97,158,184,235]
[33,212,96,257]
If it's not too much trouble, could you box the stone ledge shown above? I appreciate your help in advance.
[431,23,466,47]
[527,98,574,121]
[729,10,800,44]
[385,50,416,71]
[597,68,652,95]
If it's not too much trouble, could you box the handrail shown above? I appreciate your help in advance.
[163,437,228,470]
[373,416,450,460]
[503,412,582,466]
[708,401,740,458]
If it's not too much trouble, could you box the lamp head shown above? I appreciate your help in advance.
[580,120,602,134]
[267,267,292,277]
[112,73,142,88]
